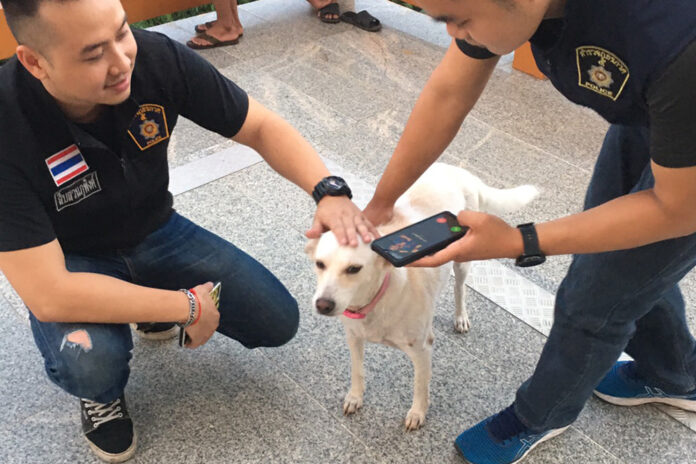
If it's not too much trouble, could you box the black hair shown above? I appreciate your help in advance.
[0,0,72,45]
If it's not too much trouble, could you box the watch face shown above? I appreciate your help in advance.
[327,178,343,189]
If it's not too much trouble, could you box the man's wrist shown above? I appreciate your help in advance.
[515,222,546,267]
[177,289,199,327]
[312,176,352,204]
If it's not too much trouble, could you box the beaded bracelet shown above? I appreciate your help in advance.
[178,289,198,328]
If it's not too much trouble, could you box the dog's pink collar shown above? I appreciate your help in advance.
[343,273,391,320]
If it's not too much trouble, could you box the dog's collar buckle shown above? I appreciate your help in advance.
[342,273,391,320]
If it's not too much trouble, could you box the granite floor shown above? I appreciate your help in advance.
[1,0,695,463]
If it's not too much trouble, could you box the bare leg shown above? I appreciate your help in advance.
[453,262,471,333]
[403,342,432,430]
[343,333,365,415]
[190,0,243,47]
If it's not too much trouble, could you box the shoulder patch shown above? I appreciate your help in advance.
[127,104,170,151]
[576,46,630,101]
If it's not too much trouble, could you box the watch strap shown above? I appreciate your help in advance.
[312,176,352,204]
[515,222,546,267]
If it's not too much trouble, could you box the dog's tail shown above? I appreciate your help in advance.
[478,183,540,216]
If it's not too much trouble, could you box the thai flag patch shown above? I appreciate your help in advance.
[45,144,89,187]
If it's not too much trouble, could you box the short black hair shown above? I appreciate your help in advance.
[0,0,73,45]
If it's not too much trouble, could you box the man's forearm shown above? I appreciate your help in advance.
[537,189,696,257]
[35,272,190,324]
[248,107,330,194]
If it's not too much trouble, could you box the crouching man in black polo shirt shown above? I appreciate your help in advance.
[0,0,376,461]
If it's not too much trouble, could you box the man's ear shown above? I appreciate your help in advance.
[304,238,319,258]
[16,44,49,81]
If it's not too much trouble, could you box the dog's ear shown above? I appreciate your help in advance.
[305,238,319,258]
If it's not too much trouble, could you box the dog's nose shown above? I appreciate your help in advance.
[315,298,336,315]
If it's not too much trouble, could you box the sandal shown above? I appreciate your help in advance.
[186,32,240,50]
[194,21,215,34]
[340,10,381,32]
[195,22,244,39]
[318,2,340,24]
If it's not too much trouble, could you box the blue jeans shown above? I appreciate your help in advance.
[29,213,299,403]
[515,125,696,431]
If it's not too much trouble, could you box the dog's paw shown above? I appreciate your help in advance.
[454,316,471,333]
[404,408,426,430]
[343,393,363,415]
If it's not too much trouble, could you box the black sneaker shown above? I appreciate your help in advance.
[80,395,137,463]
[131,322,178,340]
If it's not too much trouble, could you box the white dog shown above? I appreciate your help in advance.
[305,163,538,430]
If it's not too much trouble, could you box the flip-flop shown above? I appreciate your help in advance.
[318,2,340,24]
[186,32,240,50]
[195,22,244,39]
[194,21,214,34]
[340,10,381,32]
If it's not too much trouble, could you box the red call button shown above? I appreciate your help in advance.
[436,217,447,223]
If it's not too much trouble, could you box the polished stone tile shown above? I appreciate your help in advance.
[223,162,317,234]
[169,144,262,196]
[217,68,357,146]
[0,272,27,322]
[126,339,379,464]
[574,398,696,464]
[168,116,237,169]
[472,67,609,173]
[359,0,452,49]
[313,111,493,187]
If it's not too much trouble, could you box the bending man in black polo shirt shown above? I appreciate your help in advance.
[0,0,377,462]
[362,0,696,463]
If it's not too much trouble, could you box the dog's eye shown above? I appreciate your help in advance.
[316,261,326,270]
[345,265,362,275]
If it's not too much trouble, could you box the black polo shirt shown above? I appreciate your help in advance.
[0,28,249,253]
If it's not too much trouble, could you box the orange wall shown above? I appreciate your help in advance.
[0,7,15,59]
[1,0,208,59]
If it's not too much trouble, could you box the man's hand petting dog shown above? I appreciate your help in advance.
[305,196,379,247]
[183,282,221,349]
[410,211,525,267]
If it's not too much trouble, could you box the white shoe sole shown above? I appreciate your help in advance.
[512,426,569,464]
[594,390,696,412]
[86,430,137,463]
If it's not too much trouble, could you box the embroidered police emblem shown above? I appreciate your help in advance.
[576,46,630,101]
[139,120,160,140]
[128,104,169,151]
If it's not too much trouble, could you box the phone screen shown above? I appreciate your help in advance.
[371,212,467,266]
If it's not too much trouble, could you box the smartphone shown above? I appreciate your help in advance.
[179,281,222,348]
[370,211,468,267]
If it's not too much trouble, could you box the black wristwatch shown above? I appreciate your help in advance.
[515,222,546,267]
[312,176,352,204]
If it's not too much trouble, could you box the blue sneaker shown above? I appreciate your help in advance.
[594,361,696,412]
[454,405,568,464]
